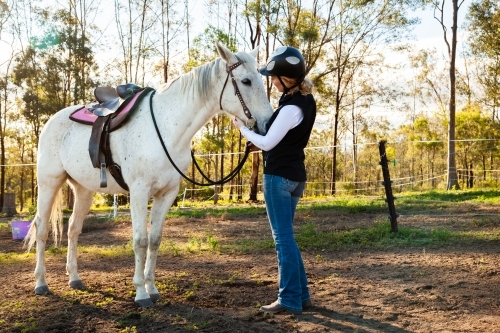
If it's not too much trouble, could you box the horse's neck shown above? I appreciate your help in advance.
[154,63,224,148]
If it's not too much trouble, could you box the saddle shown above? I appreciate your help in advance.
[69,84,154,191]
[89,83,144,116]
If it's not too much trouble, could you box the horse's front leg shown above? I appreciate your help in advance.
[129,186,153,307]
[66,183,94,290]
[145,187,180,303]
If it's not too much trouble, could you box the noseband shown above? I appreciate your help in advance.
[219,58,257,130]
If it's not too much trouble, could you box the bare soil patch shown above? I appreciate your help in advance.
[1,204,499,332]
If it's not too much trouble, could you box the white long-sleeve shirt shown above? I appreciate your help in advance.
[240,105,304,151]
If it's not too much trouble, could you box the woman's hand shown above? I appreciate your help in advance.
[232,116,246,130]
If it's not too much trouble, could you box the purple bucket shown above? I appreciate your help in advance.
[11,220,32,240]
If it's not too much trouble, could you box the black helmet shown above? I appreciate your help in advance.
[259,46,306,80]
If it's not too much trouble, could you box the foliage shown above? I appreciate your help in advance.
[465,0,500,115]
[1,0,500,209]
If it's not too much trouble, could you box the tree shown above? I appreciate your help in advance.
[455,105,500,187]
[152,0,184,84]
[431,0,465,190]
[0,0,14,209]
[318,0,419,194]
[114,0,155,85]
[464,0,500,120]
[398,116,445,188]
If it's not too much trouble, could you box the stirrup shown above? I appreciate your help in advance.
[100,163,107,188]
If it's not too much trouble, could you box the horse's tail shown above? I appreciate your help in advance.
[25,188,64,252]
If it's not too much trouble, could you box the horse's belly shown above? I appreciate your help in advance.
[60,124,127,194]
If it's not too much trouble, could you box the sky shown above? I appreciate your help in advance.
[1,1,473,73]
[411,1,472,53]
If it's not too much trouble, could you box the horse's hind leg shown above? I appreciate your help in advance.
[66,181,94,290]
[33,179,66,295]
[145,187,179,303]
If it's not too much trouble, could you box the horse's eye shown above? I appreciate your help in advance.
[242,78,251,86]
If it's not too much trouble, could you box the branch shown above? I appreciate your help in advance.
[433,0,451,57]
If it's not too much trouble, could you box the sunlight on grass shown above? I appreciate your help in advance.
[78,244,134,257]
[0,251,33,264]
[3,189,500,262]
[294,220,500,250]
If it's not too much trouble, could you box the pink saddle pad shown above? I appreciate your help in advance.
[69,89,147,130]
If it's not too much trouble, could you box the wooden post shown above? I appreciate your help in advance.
[378,140,398,232]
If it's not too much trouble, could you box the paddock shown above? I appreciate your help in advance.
[0,200,499,332]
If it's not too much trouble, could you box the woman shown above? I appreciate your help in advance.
[233,46,316,314]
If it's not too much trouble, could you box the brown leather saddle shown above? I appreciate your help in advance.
[69,84,154,191]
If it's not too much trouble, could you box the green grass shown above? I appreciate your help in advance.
[393,189,500,211]
[294,219,500,251]
[166,204,266,219]
[3,189,499,262]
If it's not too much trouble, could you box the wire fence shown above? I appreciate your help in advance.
[3,138,500,212]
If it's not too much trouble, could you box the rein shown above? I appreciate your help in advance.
[219,57,257,129]
[149,91,251,187]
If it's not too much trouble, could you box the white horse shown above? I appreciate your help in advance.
[25,43,273,307]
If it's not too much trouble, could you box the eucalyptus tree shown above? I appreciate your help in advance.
[397,117,445,188]
[240,0,417,196]
[464,0,500,120]
[0,0,14,209]
[315,0,419,195]
[1,0,39,209]
[304,129,332,195]
[430,0,466,190]
[150,0,185,84]
[455,105,500,187]
[114,0,156,85]
[13,4,98,142]
[409,49,449,115]
[11,1,99,208]
[7,122,36,210]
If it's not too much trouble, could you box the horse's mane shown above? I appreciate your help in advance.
[156,58,221,100]
[156,51,255,100]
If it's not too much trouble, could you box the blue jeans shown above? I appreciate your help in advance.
[263,174,310,311]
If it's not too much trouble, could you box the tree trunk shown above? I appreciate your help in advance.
[330,104,340,195]
[468,163,474,188]
[445,0,460,190]
[1,193,17,217]
[249,153,259,201]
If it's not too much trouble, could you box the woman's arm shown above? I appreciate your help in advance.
[234,105,303,151]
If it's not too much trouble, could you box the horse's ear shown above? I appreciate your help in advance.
[217,42,238,64]
[248,45,260,59]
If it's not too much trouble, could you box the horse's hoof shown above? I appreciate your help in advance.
[69,280,85,290]
[135,298,154,307]
[149,293,160,303]
[35,286,51,295]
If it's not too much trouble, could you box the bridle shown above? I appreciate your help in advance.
[219,57,257,130]
[150,57,259,186]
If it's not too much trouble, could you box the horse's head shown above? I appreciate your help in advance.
[217,43,273,135]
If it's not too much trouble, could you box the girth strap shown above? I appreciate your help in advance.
[88,114,129,191]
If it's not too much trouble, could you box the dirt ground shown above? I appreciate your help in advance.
[1,203,500,333]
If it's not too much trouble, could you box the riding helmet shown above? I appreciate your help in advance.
[260,46,306,80]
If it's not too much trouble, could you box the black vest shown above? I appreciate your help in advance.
[264,93,316,181]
